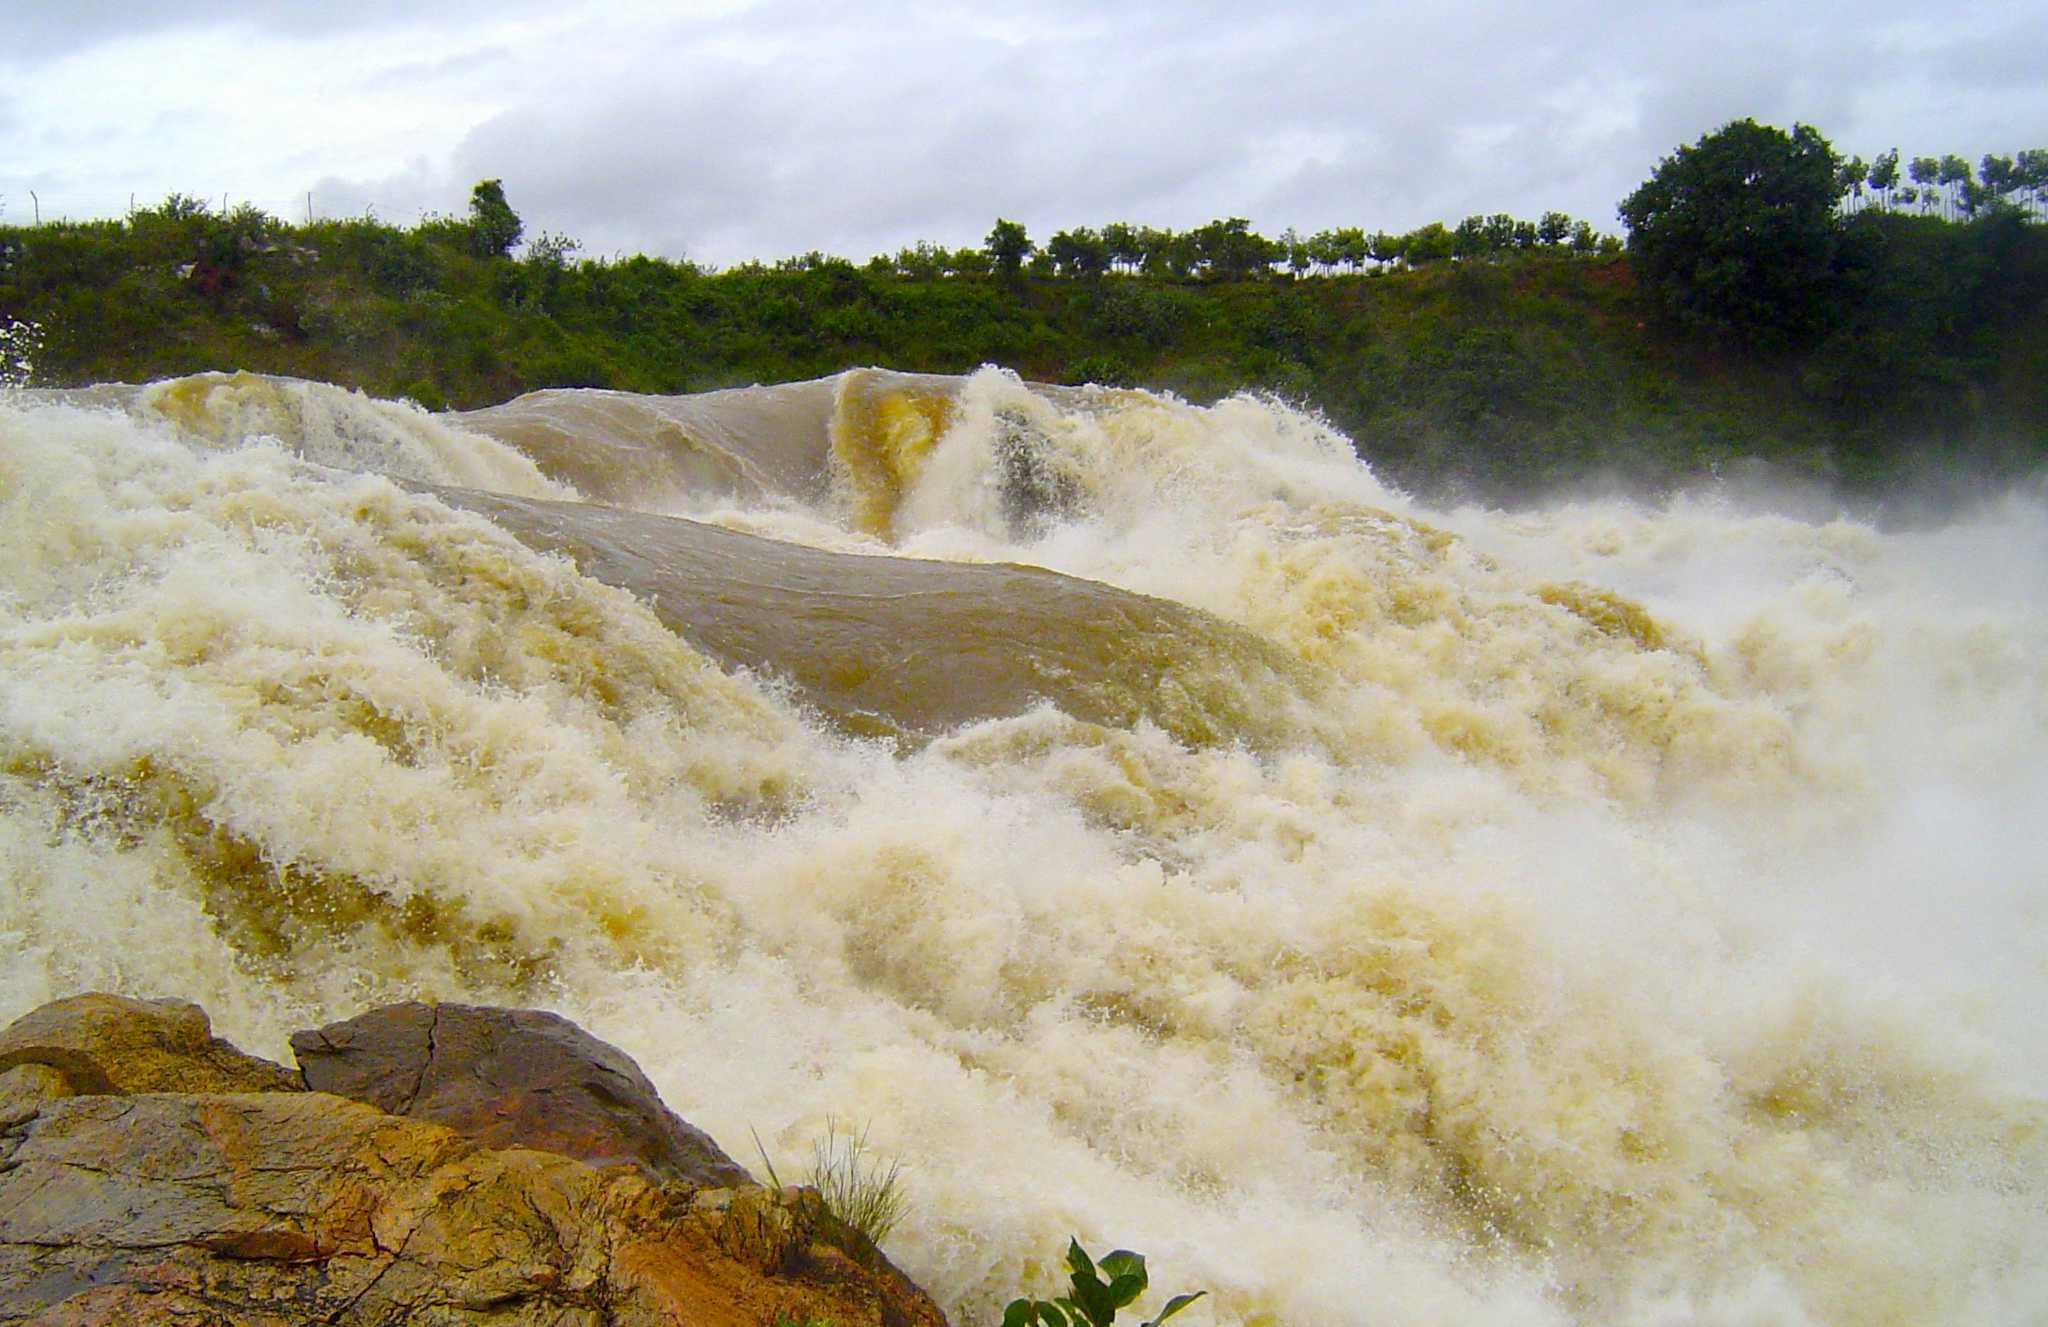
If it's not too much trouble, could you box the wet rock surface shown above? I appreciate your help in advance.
[292,1002,755,1188]
[0,993,301,1097]
[0,994,948,1327]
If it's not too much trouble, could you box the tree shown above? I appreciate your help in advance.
[467,179,523,258]
[985,218,1032,282]
[1332,226,1368,272]
[1045,227,1109,278]
[1401,222,1453,267]
[1835,155,1869,211]
[1937,154,1972,217]
[1280,228,1311,279]
[1867,149,1900,209]
[1101,222,1142,274]
[2019,149,2048,218]
[1618,118,1843,346]
[1908,156,1941,213]
[1452,215,1487,259]
[1979,154,2017,212]
[1186,218,1274,280]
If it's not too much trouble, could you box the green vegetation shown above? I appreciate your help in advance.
[1621,119,1846,347]
[465,179,524,259]
[1004,1239,1205,1327]
[0,314,38,389]
[3,123,2044,499]
[796,1121,907,1254]
[731,1121,904,1274]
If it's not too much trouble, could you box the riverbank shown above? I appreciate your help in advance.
[5,203,2042,501]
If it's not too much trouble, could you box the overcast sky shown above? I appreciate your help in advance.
[4,0,2044,268]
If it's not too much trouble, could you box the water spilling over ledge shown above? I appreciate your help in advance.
[3,367,2045,1325]
[430,483,1328,748]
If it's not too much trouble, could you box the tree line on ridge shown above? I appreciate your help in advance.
[1,121,2042,499]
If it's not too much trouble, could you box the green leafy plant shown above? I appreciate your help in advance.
[1003,1239,1205,1327]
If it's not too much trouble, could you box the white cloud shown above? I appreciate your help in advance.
[4,0,2044,260]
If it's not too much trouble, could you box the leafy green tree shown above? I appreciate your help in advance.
[1452,215,1487,259]
[1401,222,1453,266]
[1187,217,1274,280]
[1101,222,1142,274]
[1046,226,1110,278]
[1908,156,1941,213]
[2018,149,2048,212]
[1938,155,1973,217]
[467,179,523,259]
[1618,118,1843,345]
[1979,154,2018,212]
[1304,229,1339,274]
[1834,155,1868,211]
[1135,226,1185,277]
[985,218,1033,282]
[1537,211,1573,246]
[1332,226,1369,272]
[1867,149,1900,209]
[1281,227,1312,278]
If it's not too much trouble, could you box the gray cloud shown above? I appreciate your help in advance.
[12,0,2047,263]
[0,0,537,64]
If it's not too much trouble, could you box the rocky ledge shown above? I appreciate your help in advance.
[0,993,949,1327]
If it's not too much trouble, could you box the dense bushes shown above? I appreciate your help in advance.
[2,190,2042,499]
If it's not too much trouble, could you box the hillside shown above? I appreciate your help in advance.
[3,199,2043,500]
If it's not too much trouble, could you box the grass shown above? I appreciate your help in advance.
[804,1120,907,1251]
[725,1120,906,1276]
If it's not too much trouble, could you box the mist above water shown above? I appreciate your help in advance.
[2,368,2043,1325]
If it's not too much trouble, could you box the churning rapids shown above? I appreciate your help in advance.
[3,367,2044,1325]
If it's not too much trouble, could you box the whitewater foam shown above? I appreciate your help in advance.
[3,373,2044,1325]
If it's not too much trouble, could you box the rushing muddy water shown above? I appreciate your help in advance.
[3,367,2044,1325]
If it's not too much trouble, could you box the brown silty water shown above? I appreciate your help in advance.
[3,367,2044,1325]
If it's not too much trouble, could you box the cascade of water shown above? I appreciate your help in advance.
[3,373,2043,1325]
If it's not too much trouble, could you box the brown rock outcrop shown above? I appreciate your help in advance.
[0,993,301,1097]
[291,1002,754,1188]
[0,995,949,1327]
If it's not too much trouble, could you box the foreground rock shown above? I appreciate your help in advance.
[0,993,301,1097]
[293,1002,754,1188]
[0,994,948,1327]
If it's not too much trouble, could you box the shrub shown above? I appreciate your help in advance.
[1003,1239,1205,1327]
[0,315,41,388]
